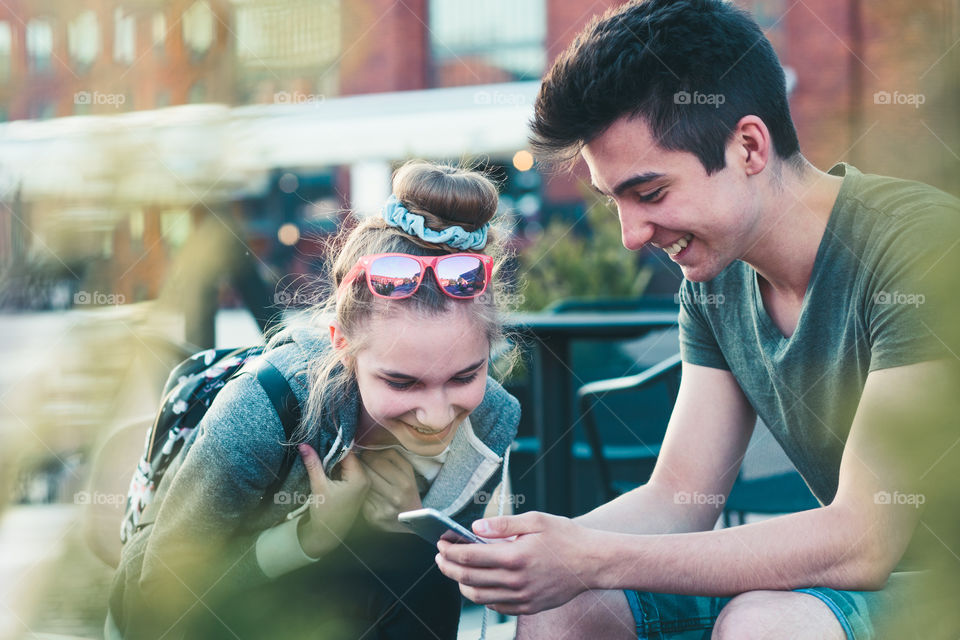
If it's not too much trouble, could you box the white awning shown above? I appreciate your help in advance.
[0,82,539,204]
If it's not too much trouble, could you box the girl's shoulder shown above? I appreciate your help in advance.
[469,376,521,450]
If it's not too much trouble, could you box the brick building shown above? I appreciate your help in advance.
[0,0,957,311]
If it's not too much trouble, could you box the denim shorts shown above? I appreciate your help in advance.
[624,571,943,639]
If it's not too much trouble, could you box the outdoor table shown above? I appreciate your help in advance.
[504,311,679,517]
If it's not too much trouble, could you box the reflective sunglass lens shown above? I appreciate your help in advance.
[435,256,486,298]
[368,256,422,298]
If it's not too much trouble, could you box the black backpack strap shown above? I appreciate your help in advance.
[251,357,303,505]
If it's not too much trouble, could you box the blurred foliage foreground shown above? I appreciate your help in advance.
[516,185,650,311]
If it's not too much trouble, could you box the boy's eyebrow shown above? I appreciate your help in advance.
[592,172,666,198]
[379,359,487,379]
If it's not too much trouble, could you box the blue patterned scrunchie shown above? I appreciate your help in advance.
[381,195,489,251]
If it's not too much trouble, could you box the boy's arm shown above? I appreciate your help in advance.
[437,361,947,614]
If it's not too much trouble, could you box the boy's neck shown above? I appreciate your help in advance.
[746,160,845,300]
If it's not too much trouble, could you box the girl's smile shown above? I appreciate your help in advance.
[344,304,490,456]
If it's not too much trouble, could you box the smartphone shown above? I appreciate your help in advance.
[398,508,487,545]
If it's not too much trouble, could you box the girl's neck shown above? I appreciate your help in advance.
[354,406,402,447]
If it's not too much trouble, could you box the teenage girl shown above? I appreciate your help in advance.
[107,160,521,640]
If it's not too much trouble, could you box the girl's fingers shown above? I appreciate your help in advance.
[337,452,370,491]
[298,444,327,494]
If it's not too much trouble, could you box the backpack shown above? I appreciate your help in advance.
[119,344,302,545]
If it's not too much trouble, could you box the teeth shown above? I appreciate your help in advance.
[664,234,692,256]
[412,425,441,435]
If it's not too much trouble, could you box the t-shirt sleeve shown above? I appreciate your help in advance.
[866,206,960,371]
[677,279,730,370]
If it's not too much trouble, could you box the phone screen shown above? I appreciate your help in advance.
[398,508,486,545]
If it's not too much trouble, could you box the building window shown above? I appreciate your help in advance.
[187,81,205,103]
[161,210,191,249]
[152,12,167,56]
[0,22,11,82]
[26,19,54,72]
[234,0,340,69]
[67,11,100,71]
[114,8,136,65]
[429,0,546,87]
[182,1,215,58]
[155,89,171,107]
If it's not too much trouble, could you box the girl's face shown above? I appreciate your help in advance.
[347,305,490,456]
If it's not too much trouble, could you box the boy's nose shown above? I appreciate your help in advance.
[619,207,656,251]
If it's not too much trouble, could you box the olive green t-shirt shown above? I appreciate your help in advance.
[678,163,960,505]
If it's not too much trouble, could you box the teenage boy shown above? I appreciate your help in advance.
[436,1,960,638]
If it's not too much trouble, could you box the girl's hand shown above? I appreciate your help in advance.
[296,445,369,558]
[359,449,423,533]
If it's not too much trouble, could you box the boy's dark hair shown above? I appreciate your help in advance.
[531,0,801,174]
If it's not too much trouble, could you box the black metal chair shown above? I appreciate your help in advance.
[576,353,820,523]
[577,352,682,502]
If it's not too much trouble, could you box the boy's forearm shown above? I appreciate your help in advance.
[587,504,886,595]
[576,481,721,535]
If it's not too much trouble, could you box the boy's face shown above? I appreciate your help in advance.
[582,116,761,283]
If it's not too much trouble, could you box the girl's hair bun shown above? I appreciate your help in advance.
[392,161,499,233]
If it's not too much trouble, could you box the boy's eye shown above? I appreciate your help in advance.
[637,187,665,203]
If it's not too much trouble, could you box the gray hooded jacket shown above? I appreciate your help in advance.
[108,325,520,638]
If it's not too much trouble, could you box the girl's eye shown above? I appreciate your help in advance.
[451,372,479,385]
[384,379,414,390]
[637,187,665,203]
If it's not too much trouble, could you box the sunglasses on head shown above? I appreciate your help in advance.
[337,253,494,302]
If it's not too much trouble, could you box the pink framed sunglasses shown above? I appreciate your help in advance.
[337,253,494,301]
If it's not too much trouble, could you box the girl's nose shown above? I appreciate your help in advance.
[415,390,455,429]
